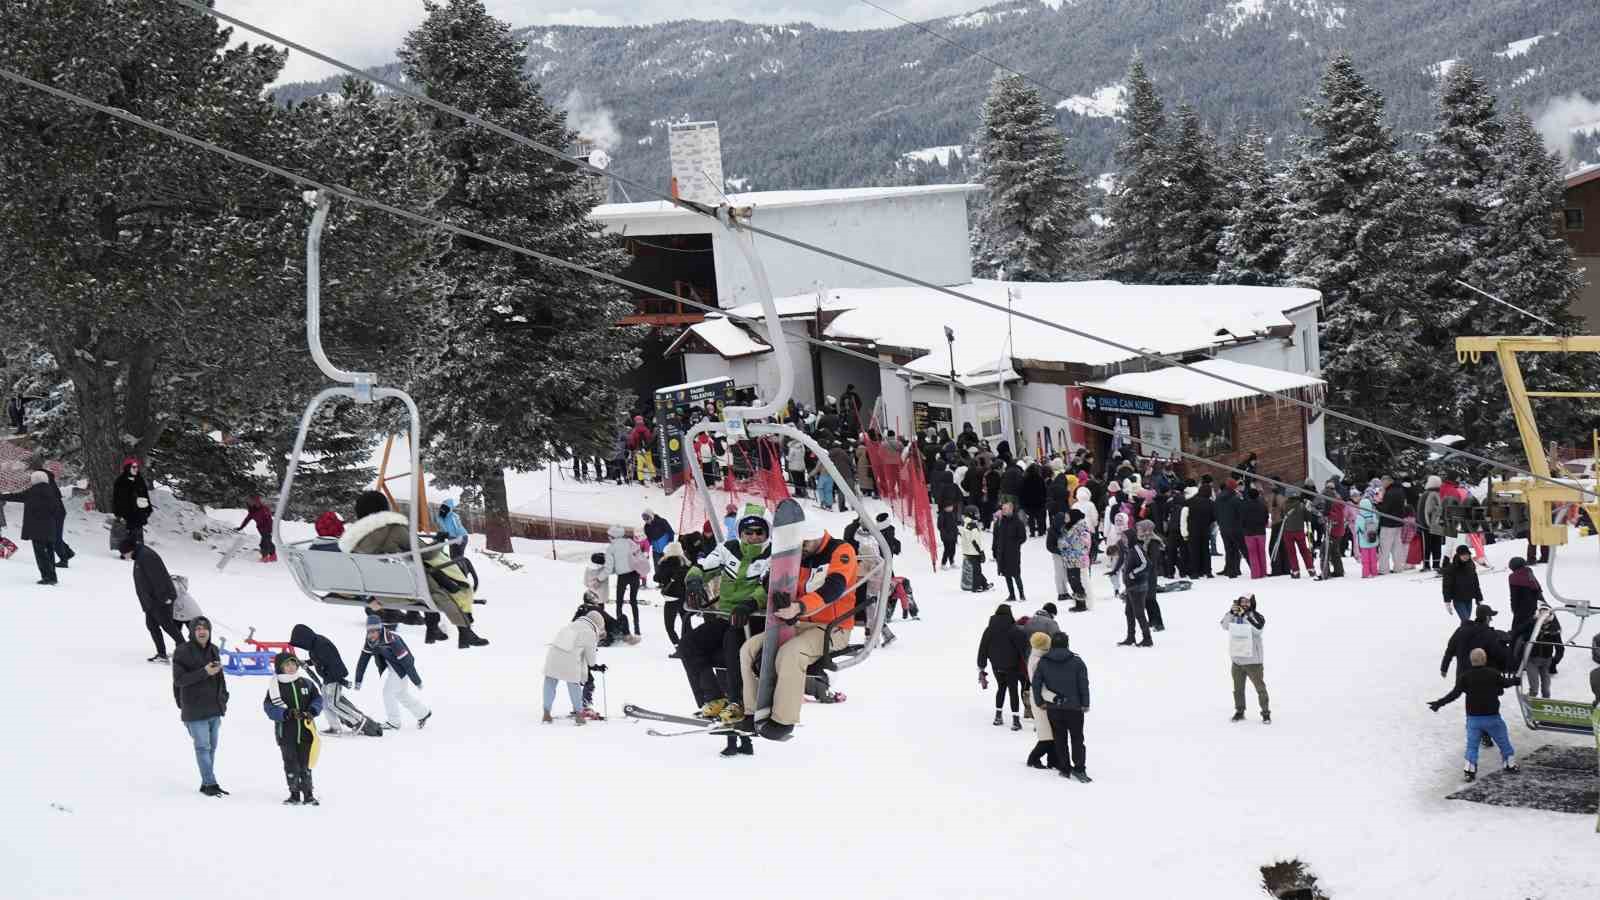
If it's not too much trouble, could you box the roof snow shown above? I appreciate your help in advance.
[671,318,771,359]
[902,145,963,167]
[1083,358,1324,409]
[1496,35,1545,59]
[591,184,981,224]
[731,280,1319,377]
[1056,84,1127,121]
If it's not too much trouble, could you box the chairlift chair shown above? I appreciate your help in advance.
[1509,605,1596,736]
[271,192,462,625]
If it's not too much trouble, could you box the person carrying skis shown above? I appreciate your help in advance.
[679,514,772,723]
[289,624,351,736]
[978,602,1030,731]
[263,652,323,805]
[113,457,153,554]
[354,614,431,730]
[1428,647,1521,781]
[735,518,860,741]
[1032,632,1092,782]
[236,495,276,562]
[1221,595,1270,723]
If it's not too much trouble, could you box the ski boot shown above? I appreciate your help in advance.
[698,698,729,720]
[1231,710,1245,722]
[283,772,302,806]
[993,710,1004,726]
[301,770,318,806]
[717,703,745,727]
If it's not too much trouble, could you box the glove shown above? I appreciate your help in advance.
[1427,701,1442,712]
[590,664,608,673]
[978,670,989,690]
[685,577,708,609]
[340,679,352,689]
[770,591,801,622]
[413,679,423,690]
[730,600,756,630]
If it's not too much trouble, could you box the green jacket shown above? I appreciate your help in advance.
[688,539,772,613]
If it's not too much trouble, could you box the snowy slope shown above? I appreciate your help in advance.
[3,491,1599,899]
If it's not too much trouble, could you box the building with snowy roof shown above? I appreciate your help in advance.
[1561,164,1600,326]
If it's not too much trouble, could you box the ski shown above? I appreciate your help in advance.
[647,724,740,738]
[755,498,806,726]
[622,704,714,728]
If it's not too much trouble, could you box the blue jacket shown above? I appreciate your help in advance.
[439,499,469,543]
[355,628,422,687]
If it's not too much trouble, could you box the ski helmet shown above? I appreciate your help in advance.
[737,515,769,536]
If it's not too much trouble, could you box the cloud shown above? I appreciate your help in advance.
[1532,92,1600,166]
[213,1,989,84]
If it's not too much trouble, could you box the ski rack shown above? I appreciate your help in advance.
[680,204,896,673]
[271,192,452,622]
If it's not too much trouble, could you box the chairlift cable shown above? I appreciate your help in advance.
[160,0,1593,500]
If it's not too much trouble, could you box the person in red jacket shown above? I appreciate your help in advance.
[236,495,275,562]
[626,415,656,482]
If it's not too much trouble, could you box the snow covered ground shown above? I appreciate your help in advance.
[4,488,1599,899]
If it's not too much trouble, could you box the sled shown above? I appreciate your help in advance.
[0,536,15,559]
[1156,580,1193,593]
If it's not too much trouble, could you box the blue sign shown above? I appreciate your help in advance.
[1083,393,1157,416]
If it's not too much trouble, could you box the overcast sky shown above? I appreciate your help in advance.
[215,1,989,84]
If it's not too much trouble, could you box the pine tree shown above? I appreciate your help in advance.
[1098,58,1169,280]
[1159,104,1227,282]
[400,0,640,551]
[971,73,1086,280]
[1281,54,1440,475]
[1215,124,1286,285]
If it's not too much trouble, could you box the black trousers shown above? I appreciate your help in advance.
[1221,529,1244,576]
[1066,568,1086,598]
[680,617,763,707]
[1046,708,1087,774]
[145,608,184,656]
[1187,532,1211,578]
[1003,574,1025,602]
[1025,508,1046,537]
[615,572,641,634]
[1423,532,1444,569]
[1026,739,1056,768]
[994,673,1021,713]
[940,534,957,567]
[662,599,692,645]
[1145,592,1164,630]
[31,539,56,582]
[788,469,807,498]
[1123,594,1151,642]
[279,733,312,774]
[258,531,276,558]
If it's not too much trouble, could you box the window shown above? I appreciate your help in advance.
[978,402,1004,439]
[1187,409,1234,457]
[1565,209,1585,231]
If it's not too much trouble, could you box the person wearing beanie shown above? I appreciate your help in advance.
[313,510,345,539]
[263,651,323,804]
[1419,475,1445,570]
[991,501,1029,604]
[958,505,993,592]
[354,615,430,730]
[1062,508,1091,611]
[544,611,605,724]
[1032,631,1092,782]
[978,603,1030,731]
[1440,604,1506,679]
[1222,595,1270,724]
[678,514,772,724]
[112,456,153,554]
[236,495,276,563]
[342,490,485,649]
[1117,520,1156,647]
[1136,518,1167,632]
[1428,647,1520,781]
[584,551,609,603]
[1441,545,1483,623]
[1024,630,1057,769]
[654,541,693,652]
[2,471,61,584]
[171,616,229,796]
[1505,557,1545,647]
[1027,601,1061,639]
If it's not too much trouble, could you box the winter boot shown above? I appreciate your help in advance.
[283,771,302,805]
[541,710,554,724]
[1231,710,1245,722]
[457,624,489,648]
[759,720,795,741]
[1070,598,1088,613]
[1117,634,1135,646]
[300,769,318,806]
[424,623,449,644]
[1462,764,1477,783]
[1071,769,1093,784]
[1261,711,1271,725]
[1503,757,1519,773]
[993,710,1004,726]
[720,734,754,757]
[1010,715,1022,732]
[1137,636,1154,647]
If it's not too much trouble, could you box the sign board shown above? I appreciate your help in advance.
[1137,413,1182,455]
[911,401,952,436]
[669,121,725,206]
[1082,392,1157,417]
[1064,387,1087,450]
[654,377,736,491]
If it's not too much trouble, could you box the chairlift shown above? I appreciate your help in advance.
[1509,605,1596,736]
[270,192,464,626]
[679,205,896,681]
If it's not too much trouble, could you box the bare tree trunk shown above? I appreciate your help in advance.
[482,467,514,553]
[65,361,124,512]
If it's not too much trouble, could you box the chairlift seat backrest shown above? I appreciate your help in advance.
[282,541,439,599]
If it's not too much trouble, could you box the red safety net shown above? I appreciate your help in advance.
[863,436,937,567]
[677,437,790,538]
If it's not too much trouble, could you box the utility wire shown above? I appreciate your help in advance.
[855,0,1073,103]
[0,64,1435,529]
[160,0,1587,499]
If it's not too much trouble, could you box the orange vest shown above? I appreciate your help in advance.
[796,535,859,630]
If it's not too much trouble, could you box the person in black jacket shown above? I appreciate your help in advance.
[1020,462,1048,537]
[263,652,324,804]
[935,471,962,569]
[1117,521,1156,647]
[1240,489,1270,579]
[977,603,1030,730]
[289,624,351,735]
[1,471,59,584]
[1184,484,1216,579]
[172,616,229,796]
[1505,557,1543,647]
[43,469,73,568]
[1428,647,1521,780]
[113,457,153,555]
[355,615,431,730]
[1215,479,1243,578]
[1440,545,1483,623]
[654,541,692,651]
[125,537,185,661]
[1440,604,1506,678]
[991,502,1028,603]
[1032,631,1092,782]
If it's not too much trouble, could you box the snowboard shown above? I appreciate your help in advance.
[754,498,805,728]
[215,533,250,572]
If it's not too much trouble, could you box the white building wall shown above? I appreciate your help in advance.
[878,366,914,438]
[1011,380,1071,456]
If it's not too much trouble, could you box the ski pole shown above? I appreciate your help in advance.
[601,669,608,720]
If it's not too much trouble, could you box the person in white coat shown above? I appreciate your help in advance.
[1221,595,1270,724]
[543,611,604,724]
[604,525,642,635]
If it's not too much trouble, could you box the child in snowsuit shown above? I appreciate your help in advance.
[263,652,323,804]
[354,615,431,730]
[958,506,992,592]
[237,495,275,562]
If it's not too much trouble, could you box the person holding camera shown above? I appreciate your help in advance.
[171,617,229,796]
[1221,595,1270,724]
